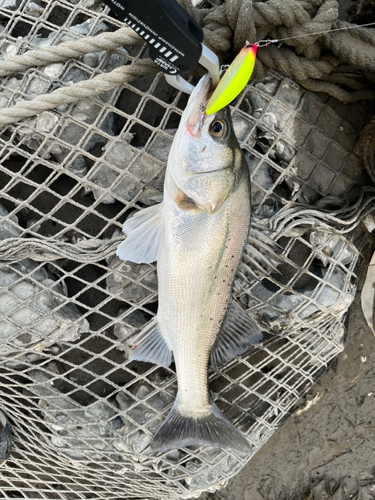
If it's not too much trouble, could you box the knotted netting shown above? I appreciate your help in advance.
[0,1,374,498]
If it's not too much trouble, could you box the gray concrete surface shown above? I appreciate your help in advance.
[201,272,375,500]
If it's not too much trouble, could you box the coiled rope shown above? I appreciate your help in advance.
[0,0,375,128]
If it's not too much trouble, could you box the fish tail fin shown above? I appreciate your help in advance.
[150,397,251,454]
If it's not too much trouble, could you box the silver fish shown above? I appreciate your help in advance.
[117,74,263,453]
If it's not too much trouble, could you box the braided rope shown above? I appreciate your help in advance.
[322,20,375,72]
[225,0,256,52]
[0,59,157,128]
[257,45,338,80]
[295,77,375,102]
[254,0,310,29]
[355,118,375,184]
[324,73,363,90]
[269,0,339,49]
[0,237,123,263]
[0,27,142,77]
[333,19,375,45]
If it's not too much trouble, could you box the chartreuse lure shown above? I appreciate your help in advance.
[205,43,257,115]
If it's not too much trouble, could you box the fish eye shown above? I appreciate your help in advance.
[210,119,227,138]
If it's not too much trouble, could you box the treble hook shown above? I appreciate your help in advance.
[219,64,230,76]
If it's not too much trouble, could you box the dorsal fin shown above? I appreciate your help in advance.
[211,300,262,369]
[117,204,163,264]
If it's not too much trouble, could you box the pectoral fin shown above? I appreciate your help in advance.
[129,318,172,368]
[211,300,262,369]
[117,203,163,264]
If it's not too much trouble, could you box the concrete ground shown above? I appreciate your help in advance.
[201,272,375,500]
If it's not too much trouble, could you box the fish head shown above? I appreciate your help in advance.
[167,74,245,214]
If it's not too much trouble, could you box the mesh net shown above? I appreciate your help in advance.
[0,1,374,499]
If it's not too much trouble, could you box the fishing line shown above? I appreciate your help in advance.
[256,20,375,47]
[205,19,375,113]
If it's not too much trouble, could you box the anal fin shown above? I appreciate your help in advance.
[211,301,262,369]
[129,318,172,368]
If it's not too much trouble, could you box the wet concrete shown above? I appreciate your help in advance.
[201,271,375,500]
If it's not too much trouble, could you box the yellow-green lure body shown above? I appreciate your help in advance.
[206,43,257,115]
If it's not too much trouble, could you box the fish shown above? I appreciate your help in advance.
[117,74,268,454]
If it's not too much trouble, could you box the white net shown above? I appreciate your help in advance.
[0,1,374,498]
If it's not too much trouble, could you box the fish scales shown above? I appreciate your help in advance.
[117,74,263,453]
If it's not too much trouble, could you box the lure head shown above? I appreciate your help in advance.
[205,43,257,116]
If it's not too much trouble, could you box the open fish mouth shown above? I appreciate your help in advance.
[184,74,212,136]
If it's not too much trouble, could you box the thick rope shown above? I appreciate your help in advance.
[202,24,232,53]
[355,118,375,184]
[225,0,256,53]
[0,27,142,77]
[0,0,374,129]
[257,45,338,80]
[324,73,364,90]
[294,77,375,102]
[322,20,375,73]
[202,0,312,52]
[0,59,157,128]
[254,0,310,29]
[0,237,123,263]
[268,0,338,49]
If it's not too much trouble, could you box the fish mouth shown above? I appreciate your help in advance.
[184,74,212,138]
